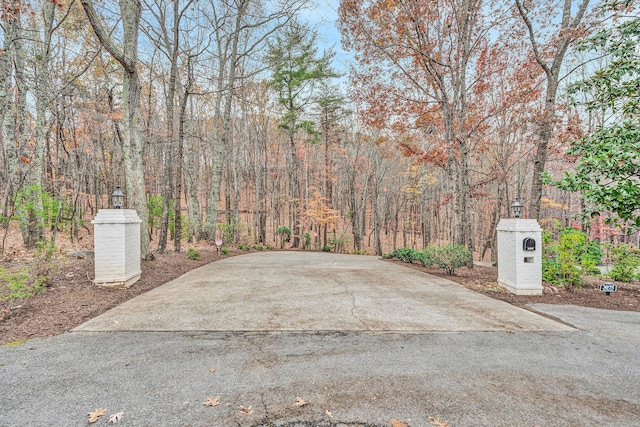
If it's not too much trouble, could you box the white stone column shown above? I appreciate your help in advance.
[92,209,142,289]
[496,218,543,295]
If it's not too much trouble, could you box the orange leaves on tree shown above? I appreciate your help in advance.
[305,190,339,230]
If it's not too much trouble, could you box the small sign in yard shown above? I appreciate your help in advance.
[600,283,617,296]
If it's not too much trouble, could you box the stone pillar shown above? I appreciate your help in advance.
[496,218,543,295]
[92,209,142,288]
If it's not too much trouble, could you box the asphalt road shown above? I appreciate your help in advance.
[1,252,639,426]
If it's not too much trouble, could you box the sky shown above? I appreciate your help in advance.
[300,0,354,77]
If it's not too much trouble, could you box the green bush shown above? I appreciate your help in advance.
[276,226,291,249]
[147,194,164,233]
[542,228,603,287]
[221,247,229,255]
[385,248,424,264]
[328,233,348,253]
[265,244,273,250]
[302,232,311,250]
[252,245,264,251]
[608,244,640,282]
[321,246,331,252]
[238,244,250,251]
[216,223,235,246]
[187,248,200,260]
[423,244,471,275]
[0,266,48,303]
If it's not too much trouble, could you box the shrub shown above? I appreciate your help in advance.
[276,226,291,249]
[252,245,264,251]
[265,244,273,250]
[216,223,235,246]
[302,232,311,250]
[385,248,424,264]
[221,247,229,255]
[423,244,471,275]
[399,248,423,263]
[328,233,348,253]
[321,246,331,252]
[0,266,48,305]
[541,228,602,288]
[187,248,200,260]
[608,244,640,282]
[238,244,251,251]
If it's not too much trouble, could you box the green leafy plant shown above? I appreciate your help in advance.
[238,244,251,251]
[385,247,424,264]
[542,227,605,288]
[302,232,311,250]
[187,248,200,261]
[252,245,264,251]
[328,233,348,253]
[608,244,640,282]
[0,266,48,305]
[221,247,229,255]
[321,246,331,252]
[216,223,235,246]
[265,244,273,251]
[276,226,291,249]
[423,244,471,275]
[147,194,164,234]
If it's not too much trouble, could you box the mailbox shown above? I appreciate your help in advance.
[523,237,536,251]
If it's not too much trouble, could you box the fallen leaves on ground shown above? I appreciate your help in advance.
[325,409,333,418]
[294,397,308,407]
[240,405,253,414]
[203,396,220,407]
[429,416,449,426]
[209,368,215,373]
[87,408,106,423]
[107,412,124,424]
[391,419,408,427]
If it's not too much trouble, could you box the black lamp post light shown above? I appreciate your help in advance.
[510,196,523,219]
[112,186,125,209]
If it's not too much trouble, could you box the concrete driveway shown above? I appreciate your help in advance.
[74,252,570,333]
[4,252,639,426]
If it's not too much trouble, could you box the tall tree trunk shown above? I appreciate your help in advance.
[206,2,247,240]
[27,0,57,248]
[0,6,19,225]
[81,0,153,259]
[186,103,202,241]
[515,0,590,220]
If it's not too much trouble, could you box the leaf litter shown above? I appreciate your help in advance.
[203,396,220,407]
[87,408,106,423]
[107,412,124,424]
[294,397,308,407]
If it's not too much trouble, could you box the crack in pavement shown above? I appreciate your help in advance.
[330,276,372,331]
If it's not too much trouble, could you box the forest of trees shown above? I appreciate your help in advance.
[1,0,639,261]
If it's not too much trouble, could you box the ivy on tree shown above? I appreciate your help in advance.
[550,0,640,228]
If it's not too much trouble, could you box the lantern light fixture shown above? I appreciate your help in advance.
[510,196,523,219]
[111,186,125,209]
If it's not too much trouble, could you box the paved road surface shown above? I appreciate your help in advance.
[1,252,639,426]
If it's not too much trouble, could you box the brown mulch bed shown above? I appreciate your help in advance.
[0,249,243,345]
[388,259,640,313]
[2,251,639,345]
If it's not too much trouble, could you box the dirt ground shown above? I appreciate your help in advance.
[2,250,639,345]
